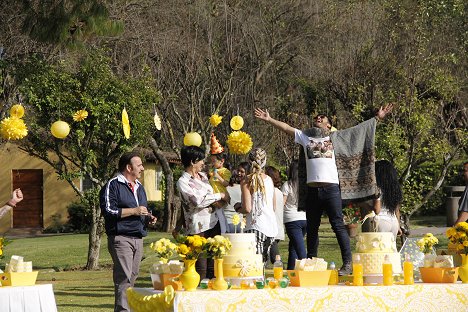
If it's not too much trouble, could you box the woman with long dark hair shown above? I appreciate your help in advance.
[362,159,403,237]
[281,160,307,269]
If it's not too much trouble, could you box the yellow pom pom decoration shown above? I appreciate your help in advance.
[0,117,28,140]
[122,108,130,139]
[73,109,88,122]
[226,131,253,155]
[50,120,70,139]
[230,115,244,130]
[183,132,202,147]
[209,114,223,127]
[10,104,25,118]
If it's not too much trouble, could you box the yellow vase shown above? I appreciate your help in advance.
[459,254,468,283]
[212,258,228,290]
[180,259,200,291]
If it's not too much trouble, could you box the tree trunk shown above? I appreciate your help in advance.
[85,204,104,270]
[148,137,177,232]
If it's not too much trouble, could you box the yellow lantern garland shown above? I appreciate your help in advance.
[73,109,88,122]
[230,115,244,131]
[0,117,28,140]
[183,132,202,147]
[209,114,223,127]
[226,131,253,155]
[122,108,130,139]
[50,120,70,139]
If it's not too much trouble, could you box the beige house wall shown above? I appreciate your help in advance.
[142,162,162,202]
[0,143,78,233]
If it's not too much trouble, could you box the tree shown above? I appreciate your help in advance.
[13,50,159,269]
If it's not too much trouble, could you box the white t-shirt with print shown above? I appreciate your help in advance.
[294,129,339,185]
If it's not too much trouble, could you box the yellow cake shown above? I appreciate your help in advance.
[352,232,402,274]
[222,233,263,278]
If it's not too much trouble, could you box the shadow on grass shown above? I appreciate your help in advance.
[54,291,113,298]
[58,303,114,309]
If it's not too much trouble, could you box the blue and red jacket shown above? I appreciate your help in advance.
[100,174,149,238]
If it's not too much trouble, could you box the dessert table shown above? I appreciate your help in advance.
[129,283,468,312]
[0,284,58,312]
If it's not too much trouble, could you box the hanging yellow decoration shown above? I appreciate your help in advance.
[230,115,244,130]
[0,117,28,140]
[122,108,130,139]
[183,132,202,147]
[10,104,25,118]
[154,112,162,130]
[73,109,88,122]
[50,120,70,139]
[209,114,222,127]
[226,131,253,155]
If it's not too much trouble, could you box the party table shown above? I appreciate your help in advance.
[129,283,468,312]
[0,284,58,312]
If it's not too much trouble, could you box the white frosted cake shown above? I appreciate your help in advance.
[222,233,263,279]
[352,232,402,274]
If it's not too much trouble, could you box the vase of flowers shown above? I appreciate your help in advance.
[176,235,207,291]
[343,203,361,238]
[446,222,468,283]
[205,235,232,290]
[417,233,439,267]
[149,238,182,290]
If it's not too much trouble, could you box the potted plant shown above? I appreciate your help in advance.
[343,203,361,238]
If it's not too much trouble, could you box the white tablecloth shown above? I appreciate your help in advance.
[0,284,58,312]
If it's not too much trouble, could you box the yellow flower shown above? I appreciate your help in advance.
[232,214,240,226]
[230,115,244,130]
[226,131,253,155]
[73,109,88,122]
[209,114,223,127]
[0,117,28,140]
[178,244,189,255]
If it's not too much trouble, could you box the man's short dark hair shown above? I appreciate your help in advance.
[181,146,205,168]
[314,113,333,127]
[118,151,140,173]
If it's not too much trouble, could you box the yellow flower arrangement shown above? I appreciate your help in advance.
[0,236,10,259]
[204,235,232,259]
[446,222,468,255]
[73,109,88,122]
[226,130,253,155]
[150,238,178,263]
[175,235,207,260]
[209,114,223,127]
[232,214,240,233]
[0,117,28,140]
[417,233,439,254]
[230,115,244,130]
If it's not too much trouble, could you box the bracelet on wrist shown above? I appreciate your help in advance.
[6,200,16,208]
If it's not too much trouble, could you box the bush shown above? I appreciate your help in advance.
[67,201,92,233]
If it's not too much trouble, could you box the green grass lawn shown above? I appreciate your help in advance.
[1,216,448,312]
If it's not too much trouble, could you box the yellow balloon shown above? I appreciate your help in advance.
[51,120,70,139]
[10,104,25,118]
[183,132,202,147]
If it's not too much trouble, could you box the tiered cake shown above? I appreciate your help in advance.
[222,233,263,280]
[352,232,402,274]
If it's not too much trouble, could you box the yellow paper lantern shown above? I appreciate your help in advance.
[230,115,244,130]
[183,132,202,147]
[10,104,25,118]
[51,120,70,139]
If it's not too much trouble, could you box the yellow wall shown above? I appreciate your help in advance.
[0,143,78,233]
[142,162,162,202]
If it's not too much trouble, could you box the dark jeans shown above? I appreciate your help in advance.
[284,220,307,270]
[306,184,352,264]
[195,222,221,280]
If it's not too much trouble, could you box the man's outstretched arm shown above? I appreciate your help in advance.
[254,108,295,136]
